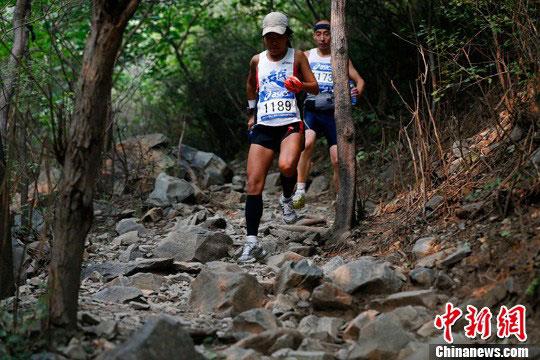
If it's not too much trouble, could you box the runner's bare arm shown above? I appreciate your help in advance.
[247,55,259,101]
[246,55,259,128]
[348,59,365,97]
[296,50,319,95]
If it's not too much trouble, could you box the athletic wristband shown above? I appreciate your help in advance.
[247,100,256,109]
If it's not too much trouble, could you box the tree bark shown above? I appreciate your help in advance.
[0,0,31,132]
[329,0,357,242]
[0,0,32,300]
[48,0,139,329]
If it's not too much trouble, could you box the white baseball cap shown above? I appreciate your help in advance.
[262,12,288,36]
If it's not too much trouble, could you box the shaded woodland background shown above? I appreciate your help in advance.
[0,0,539,356]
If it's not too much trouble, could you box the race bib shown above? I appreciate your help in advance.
[311,62,333,94]
[257,92,297,123]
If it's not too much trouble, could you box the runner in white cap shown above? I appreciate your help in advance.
[239,12,319,263]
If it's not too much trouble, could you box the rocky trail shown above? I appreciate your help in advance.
[6,130,540,360]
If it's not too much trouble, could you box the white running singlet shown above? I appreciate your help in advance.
[256,48,300,126]
[307,48,333,95]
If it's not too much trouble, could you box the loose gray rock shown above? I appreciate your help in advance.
[264,172,281,191]
[321,256,346,277]
[200,216,228,230]
[270,294,296,316]
[455,202,484,219]
[342,310,379,341]
[275,260,323,294]
[409,267,435,287]
[265,252,305,268]
[347,313,413,359]
[118,244,144,262]
[147,172,195,207]
[308,175,330,194]
[387,306,432,332]
[180,145,233,187]
[412,237,436,258]
[233,309,280,338]
[190,262,267,318]
[232,175,246,192]
[82,258,175,281]
[220,346,261,360]
[311,282,353,310]
[434,271,454,290]
[373,289,439,309]
[234,328,303,355]
[115,218,145,236]
[441,243,471,267]
[141,207,163,223]
[113,231,140,247]
[397,341,429,360]
[425,195,444,210]
[92,286,143,303]
[108,273,166,291]
[297,315,344,342]
[100,315,204,360]
[329,257,404,294]
[415,250,448,268]
[154,224,233,262]
[272,349,335,360]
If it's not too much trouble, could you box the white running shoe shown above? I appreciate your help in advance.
[292,189,306,209]
[238,237,267,263]
[279,194,299,224]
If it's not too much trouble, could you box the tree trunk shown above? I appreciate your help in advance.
[48,0,139,329]
[0,0,32,300]
[329,0,357,242]
[0,150,14,299]
[0,0,31,132]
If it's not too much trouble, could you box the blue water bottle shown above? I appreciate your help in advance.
[349,80,357,106]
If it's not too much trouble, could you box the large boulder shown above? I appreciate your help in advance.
[346,313,413,359]
[114,134,176,193]
[308,175,330,194]
[154,224,233,262]
[100,315,203,360]
[180,145,232,188]
[147,173,194,207]
[329,257,404,295]
[189,262,267,318]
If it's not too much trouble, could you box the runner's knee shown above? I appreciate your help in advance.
[246,175,265,194]
[278,161,296,177]
[304,137,315,152]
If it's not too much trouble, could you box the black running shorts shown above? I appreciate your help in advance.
[248,121,304,152]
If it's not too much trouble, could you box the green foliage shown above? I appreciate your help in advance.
[0,0,537,160]
[0,293,49,358]
[526,277,540,298]
[465,177,502,201]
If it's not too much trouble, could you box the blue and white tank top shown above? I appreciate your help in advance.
[256,48,300,126]
[307,48,333,95]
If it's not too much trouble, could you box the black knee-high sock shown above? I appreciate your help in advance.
[280,172,297,199]
[245,194,263,236]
